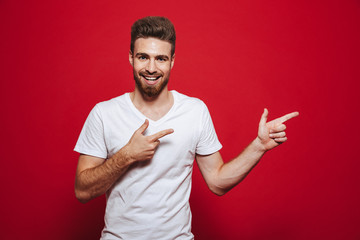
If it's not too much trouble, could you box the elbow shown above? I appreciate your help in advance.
[212,190,227,196]
[206,177,232,196]
[75,188,92,204]
[209,185,230,196]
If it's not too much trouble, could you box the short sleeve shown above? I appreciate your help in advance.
[196,103,222,155]
[74,104,108,159]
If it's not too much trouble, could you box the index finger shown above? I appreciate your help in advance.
[149,129,174,141]
[276,111,299,124]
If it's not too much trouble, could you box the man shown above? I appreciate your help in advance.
[74,16,299,239]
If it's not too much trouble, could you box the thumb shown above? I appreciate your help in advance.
[137,119,149,134]
[259,108,268,126]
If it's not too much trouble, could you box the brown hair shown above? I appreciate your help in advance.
[130,16,176,56]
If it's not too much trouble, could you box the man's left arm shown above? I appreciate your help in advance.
[196,108,299,196]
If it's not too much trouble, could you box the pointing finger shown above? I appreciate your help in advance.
[259,108,268,126]
[150,129,174,141]
[137,119,149,134]
[276,111,299,124]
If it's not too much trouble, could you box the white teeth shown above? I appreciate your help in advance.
[144,76,159,81]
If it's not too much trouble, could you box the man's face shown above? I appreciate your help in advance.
[129,37,175,98]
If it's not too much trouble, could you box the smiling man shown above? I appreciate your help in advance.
[74,16,299,240]
[132,37,172,98]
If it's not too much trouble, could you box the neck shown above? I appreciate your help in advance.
[130,87,174,121]
[131,86,172,108]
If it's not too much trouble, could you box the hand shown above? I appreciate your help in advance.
[124,119,174,162]
[257,108,299,151]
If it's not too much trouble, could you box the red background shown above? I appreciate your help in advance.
[1,0,359,239]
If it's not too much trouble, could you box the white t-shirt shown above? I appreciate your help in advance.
[74,90,222,240]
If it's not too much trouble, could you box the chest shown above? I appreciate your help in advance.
[102,107,201,163]
[137,104,173,122]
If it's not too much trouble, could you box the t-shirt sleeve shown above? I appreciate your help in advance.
[74,104,108,159]
[196,103,222,155]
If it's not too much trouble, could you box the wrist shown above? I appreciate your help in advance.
[112,145,136,168]
[253,137,267,154]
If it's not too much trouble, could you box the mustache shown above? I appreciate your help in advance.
[139,72,162,78]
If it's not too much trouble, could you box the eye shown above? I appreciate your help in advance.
[138,56,147,60]
[157,57,166,62]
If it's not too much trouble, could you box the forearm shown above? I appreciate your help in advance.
[214,138,266,195]
[199,109,298,196]
[75,120,174,203]
[75,147,134,203]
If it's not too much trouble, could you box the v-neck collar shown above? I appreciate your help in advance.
[125,90,178,126]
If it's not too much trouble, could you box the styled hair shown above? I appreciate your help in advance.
[130,16,176,56]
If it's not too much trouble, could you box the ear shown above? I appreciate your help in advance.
[170,54,175,69]
[129,50,134,67]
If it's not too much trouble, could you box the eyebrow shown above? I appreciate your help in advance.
[135,53,170,60]
[156,55,170,60]
[135,52,149,57]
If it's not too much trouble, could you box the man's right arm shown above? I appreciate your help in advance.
[75,149,133,203]
[74,119,174,203]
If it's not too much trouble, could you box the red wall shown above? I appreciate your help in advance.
[1,1,359,239]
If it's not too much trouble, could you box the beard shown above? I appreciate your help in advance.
[133,70,170,98]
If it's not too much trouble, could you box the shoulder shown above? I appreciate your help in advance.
[172,90,207,110]
[94,93,129,113]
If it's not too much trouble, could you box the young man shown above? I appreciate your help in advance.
[74,16,299,240]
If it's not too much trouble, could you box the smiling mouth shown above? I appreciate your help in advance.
[141,74,161,81]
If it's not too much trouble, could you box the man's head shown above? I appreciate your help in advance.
[130,16,176,57]
[129,16,176,98]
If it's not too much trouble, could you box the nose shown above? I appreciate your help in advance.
[145,59,157,73]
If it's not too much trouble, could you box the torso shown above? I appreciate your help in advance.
[75,90,222,240]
